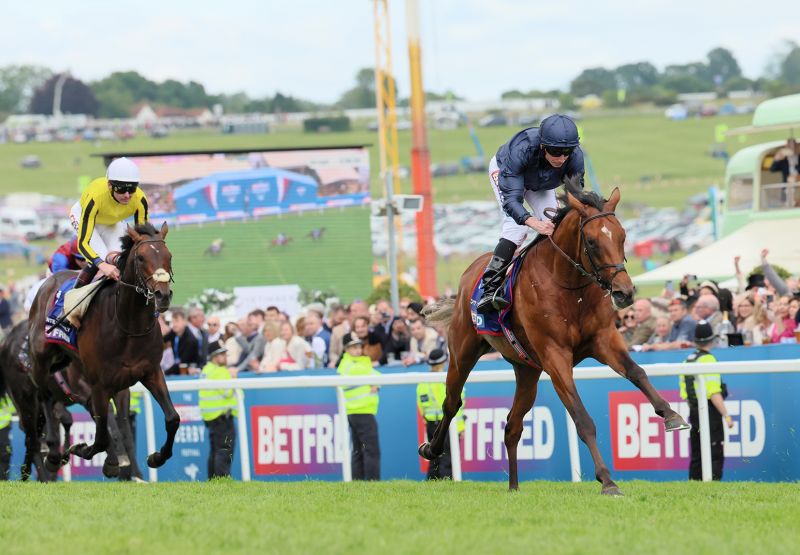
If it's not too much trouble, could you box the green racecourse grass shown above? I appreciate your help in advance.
[0,480,798,555]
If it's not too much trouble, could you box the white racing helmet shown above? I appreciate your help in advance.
[106,157,140,184]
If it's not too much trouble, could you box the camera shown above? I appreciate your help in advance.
[686,275,697,282]
[381,311,392,320]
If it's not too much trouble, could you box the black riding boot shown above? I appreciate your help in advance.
[476,238,516,314]
[74,264,99,289]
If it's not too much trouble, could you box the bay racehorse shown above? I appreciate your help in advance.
[421,179,689,495]
[27,222,179,477]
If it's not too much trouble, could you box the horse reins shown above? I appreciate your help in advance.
[115,237,175,337]
[541,210,627,293]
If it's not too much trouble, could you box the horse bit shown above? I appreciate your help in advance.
[115,237,175,337]
[545,209,627,293]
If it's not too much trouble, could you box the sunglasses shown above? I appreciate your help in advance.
[543,145,575,158]
[624,315,636,320]
[111,181,138,195]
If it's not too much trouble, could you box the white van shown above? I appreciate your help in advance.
[0,207,46,240]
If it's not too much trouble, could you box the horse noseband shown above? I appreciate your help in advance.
[118,237,175,305]
[579,212,628,291]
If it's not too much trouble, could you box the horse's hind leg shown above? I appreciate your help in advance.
[106,402,129,468]
[40,396,64,473]
[54,402,73,466]
[141,369,180,468]
[505,364,542,491]
[544,345,621,495]
[114,391,143,481]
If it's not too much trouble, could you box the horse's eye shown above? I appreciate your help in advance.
[137,255,145,262]
[587,239,598,249]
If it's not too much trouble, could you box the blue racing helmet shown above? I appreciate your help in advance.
[538,114,580,148]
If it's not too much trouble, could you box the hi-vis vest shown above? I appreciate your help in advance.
[680,349,722,404]
[416,381,465,434]
[199,362,238,421]
[130,391,142,415]
[338,353,380,415]
[0,395,15,430]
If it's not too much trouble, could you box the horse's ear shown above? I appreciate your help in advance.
[159,221,169,239]
[604,187,621,212]
[127,224,142,243]
[567,192,591,218]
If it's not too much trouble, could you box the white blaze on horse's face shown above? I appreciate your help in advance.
[152,268,170,283]
[601,225,612,240]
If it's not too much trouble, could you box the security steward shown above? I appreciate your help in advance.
[417,349,464,480]
[119,391,146,483]
[338,331,382,481]
[199,340,238,480]
[0,394,14,480]
[680,319,734,481]
[478,114,585,313]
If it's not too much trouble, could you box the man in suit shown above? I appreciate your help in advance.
[188,307,209,368]
[371,298,395,349]
[164,309,201,375]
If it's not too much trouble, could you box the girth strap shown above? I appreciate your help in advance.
[54,371,79,403]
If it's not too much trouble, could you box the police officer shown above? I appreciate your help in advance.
[416,349,464,480]
[199,340,238,479]
[0,394,14,480]
[338,331,382,481]
[118,391,146,483]
[478,114,585,314]
[680,319,734,481]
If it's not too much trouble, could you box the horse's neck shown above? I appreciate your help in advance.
[541,214,586,288]
[117,262,151,318]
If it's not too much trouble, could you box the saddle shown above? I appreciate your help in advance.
[45,277,104,351]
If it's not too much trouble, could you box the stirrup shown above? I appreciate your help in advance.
[490,288,511,311]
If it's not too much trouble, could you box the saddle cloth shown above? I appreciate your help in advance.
[45,277,80,351]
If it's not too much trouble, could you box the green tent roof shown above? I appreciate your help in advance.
[752,93,800,127]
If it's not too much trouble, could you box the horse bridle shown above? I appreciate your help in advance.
[546,209,627,292]
[115,237,175,337]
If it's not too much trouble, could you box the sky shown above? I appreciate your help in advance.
[1,0,798,104]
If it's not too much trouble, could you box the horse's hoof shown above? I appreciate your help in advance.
[39,442,49,454]
[102,462,121,479]
[664,414,690,433]
[418,443,443,461]
[61,454,71,467]
[132,477,148,484]
[68,443,88,457]
[601,485,624,497]
[147,452,164,469]
[44,455,61,473]
[118,454,131,467]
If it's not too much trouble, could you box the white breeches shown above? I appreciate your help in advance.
[69,202,126,264]
[489,155,558,247]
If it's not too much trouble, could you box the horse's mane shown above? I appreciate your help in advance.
[531,175,608,246]
[116,222,159,270]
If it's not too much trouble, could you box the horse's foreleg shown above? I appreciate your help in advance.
[112,391,139,477]
[594,332,688,432]
[105,402,125,468]
[505,365,542,491]
[54,402,73,466]
[544,345,621,495]
[141,370,180,469]
[40,396,63,474]
[69,385,119,478]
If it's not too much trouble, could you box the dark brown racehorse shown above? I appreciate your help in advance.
[421,179,689,495]
[28,222,178,477]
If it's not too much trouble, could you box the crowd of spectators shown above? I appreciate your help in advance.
[619,249,800,352]
[158,296,448,376]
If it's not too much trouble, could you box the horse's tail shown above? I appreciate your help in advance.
[422,298,456,332]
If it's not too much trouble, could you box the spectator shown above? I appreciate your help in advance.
[274,321,310,371]
[257,321,286,373]
[249,309,266,335]
[187,307,209,367]
[265,306,280,321]
[338,331,381,481]
[352,316,383,365]
[199,340,238,479]
[304,311,331,368]
[164,309,201,375]
[207,316,221,342]
[617,308,636,345]
[642,299,697,352]
[625,299,657,350]
[403,319,441,366]
[697,280,733,315]
[371,299,395,349]
[6,281,22,325]
[759,249,793,299]
[235,310,270,372]
[769,138,800,183]
[790,297,800,321]
[223,322,243,367]
[325,304,346,333]
[694,294,727,349]
[735,295,770,345]
[278,312,290,324]
[159,313,175,372]
[646,317,672,345]
[398,296,412,321]
[767,295,798,343]
[381,317,410,364]
[329,300,370,367]
[406,302,424,324]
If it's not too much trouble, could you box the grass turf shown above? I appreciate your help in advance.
[0,480,797,555]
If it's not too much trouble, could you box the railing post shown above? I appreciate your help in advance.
[143,391,158,483]
[566,408,581,482]
[448,418,461,482]
[335,386,352,482]
[695,375,712,482]
[235,389,251,482]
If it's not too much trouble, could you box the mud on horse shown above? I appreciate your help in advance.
[27,222,179,477]
[421,177,689,495]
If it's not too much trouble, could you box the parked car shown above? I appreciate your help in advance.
[19,155,41,169]
[98,129,116,140]
[665,104,688,121]
[82,129,96,141]
[149,125,169,138]
[735,103,756,115]
[698,104,718,117]
[478,114,508,127]
[0,207,47,240]
[516,114,539,126]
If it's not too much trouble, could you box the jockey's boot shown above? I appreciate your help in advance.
[74,264,99,290]
[476,238,516,314]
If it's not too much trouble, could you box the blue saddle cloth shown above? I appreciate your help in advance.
[45,277,79,352]
[470,256,523,335]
